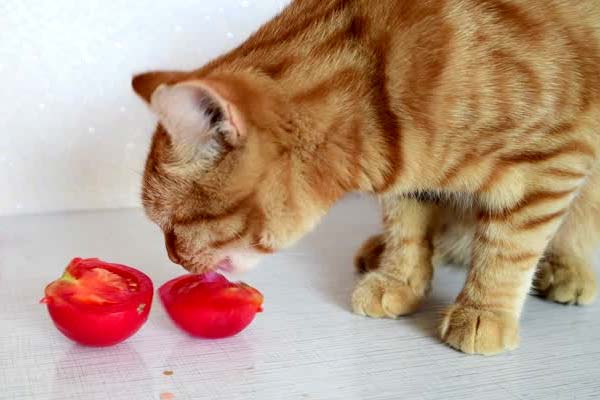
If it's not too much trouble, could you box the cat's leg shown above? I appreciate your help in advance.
[441,181,586,355]
[352,197,436,318]
[354,234,385,274]
[534,172,600,305]
[535,253,597,305]
[355,208,475,274]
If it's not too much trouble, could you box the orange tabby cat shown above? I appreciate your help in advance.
[132,0,600,355]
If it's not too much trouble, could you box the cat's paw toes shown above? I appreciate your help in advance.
[534,256,597,305]
[440,304,519,355]
[352,271,423,318]
[354,235,385,274]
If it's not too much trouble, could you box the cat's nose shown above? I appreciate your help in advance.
[164,230,182,265]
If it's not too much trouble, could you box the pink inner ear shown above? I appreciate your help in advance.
[198,81,247,145]
[148,79,248,150]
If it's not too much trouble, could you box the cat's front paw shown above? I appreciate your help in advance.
[440,304,519,355]
[534,256,597,305]
[352,271,423,318]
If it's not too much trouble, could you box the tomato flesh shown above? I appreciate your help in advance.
[42,258,153,346]
[159,272,263,339]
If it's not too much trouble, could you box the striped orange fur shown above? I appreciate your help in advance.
[133,0,600,355]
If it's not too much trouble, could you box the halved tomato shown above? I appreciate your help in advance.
[159,272,263,339]
[41,258,153,346]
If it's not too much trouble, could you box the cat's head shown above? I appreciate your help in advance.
[132,70,332,274]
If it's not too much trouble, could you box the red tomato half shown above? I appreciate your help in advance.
[41,258,153,347]
[159,272,263,339]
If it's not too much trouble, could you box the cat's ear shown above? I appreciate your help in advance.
[133,72,246,158]
[150,82,246,150]
[132,71,188,103]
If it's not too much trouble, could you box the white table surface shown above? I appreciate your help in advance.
[2,196,599,400]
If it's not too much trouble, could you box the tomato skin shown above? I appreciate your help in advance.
[159,273,263,339]
[164,300,259,339]
[43,258,153,347]
[46,300,150,346]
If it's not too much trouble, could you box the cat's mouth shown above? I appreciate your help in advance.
[214,258,234,273]
[176,257,234,275]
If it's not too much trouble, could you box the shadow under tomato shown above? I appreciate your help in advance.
[160,334,259,398]
[51,343,154,400]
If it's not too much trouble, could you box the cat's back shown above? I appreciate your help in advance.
[208,0,600,129]
[360,0,600,37]
[362,0,600,142]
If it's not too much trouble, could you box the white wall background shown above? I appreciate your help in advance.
[1,0,289,216]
